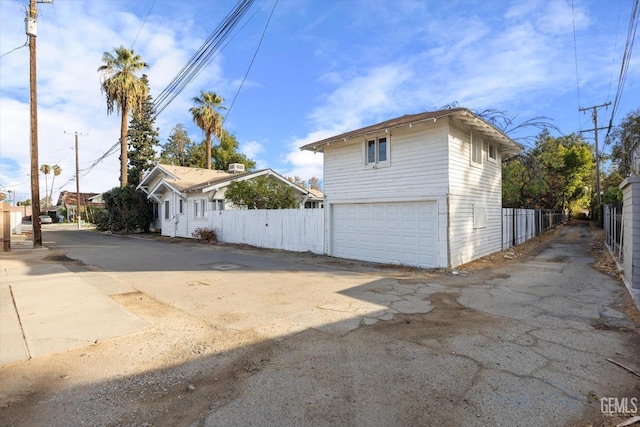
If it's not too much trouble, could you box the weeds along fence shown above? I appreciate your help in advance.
[603,203,624,262]
[502,208,567,250]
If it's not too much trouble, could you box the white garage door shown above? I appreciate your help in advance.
[332,201,438,268]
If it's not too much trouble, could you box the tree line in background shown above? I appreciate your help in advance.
[500,108,640,220]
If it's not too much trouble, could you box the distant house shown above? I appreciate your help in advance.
[305,188,324,209]
[56,191,105,222]
[300,108,522,268]
[136,164,321,237]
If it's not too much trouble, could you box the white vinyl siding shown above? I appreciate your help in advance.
[324,122,450,202]
[448,123,503,265]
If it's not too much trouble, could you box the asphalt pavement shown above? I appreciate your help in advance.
[0,222,638,427]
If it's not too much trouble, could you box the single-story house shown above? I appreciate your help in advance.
[56,191,105,222]
[300,107,522,269]
[136,163,322,237]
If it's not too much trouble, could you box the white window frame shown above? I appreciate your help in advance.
[488,143,497,163]
[212,199,225,211]
[470,131,483,166]
[194,200,199,217]
[201,199,207,217]
[365,135,390,168]
[164,200,170,220]
[178,199,184,215]
[153,202,159,220]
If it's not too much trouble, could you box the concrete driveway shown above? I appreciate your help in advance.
[0,222,638,427]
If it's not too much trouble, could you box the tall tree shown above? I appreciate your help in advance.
[308,177,321,191]
[502,153,547,208]
[49,165,61,205]
[609,108,640,176]
[39,164,51,207]
[190,91,226,170]
[98,46,149,187]
[211,130,256,171]
[160,124,195,167]
[127,75,159,187]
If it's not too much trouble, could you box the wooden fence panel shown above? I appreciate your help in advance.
[209,209,324,254]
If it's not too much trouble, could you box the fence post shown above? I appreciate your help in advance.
[2,202,10,252]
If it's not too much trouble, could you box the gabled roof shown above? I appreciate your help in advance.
[307,188,324,200]
[137,164,311,199]
[299,108,523,154]
[56,191,104,207]
[138,164,233,192]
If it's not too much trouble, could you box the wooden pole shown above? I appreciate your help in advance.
[29,0,42,248]
[75,132,81,229]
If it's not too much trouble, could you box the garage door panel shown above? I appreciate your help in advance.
[332,201,438,268]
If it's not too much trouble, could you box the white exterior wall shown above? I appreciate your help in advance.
[323,120,451,267]
[447,122,503,266]
[620,177,640,290]
[185,193,210,238]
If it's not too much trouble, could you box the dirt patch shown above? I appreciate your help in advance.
[371,292,499,347]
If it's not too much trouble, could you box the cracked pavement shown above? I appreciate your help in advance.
[0,221,638,426]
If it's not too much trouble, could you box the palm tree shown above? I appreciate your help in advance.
[190,91,226,170]
[49,165,62,205]
[40,164,51,207]
[98,46,149,186]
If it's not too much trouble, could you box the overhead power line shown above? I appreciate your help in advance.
[153,0,255,117]
[225,0,278,122]
[605,0,639,141]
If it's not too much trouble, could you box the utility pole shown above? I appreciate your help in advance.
[26,0,53,248]
[579,102,611,207]
[65,131,87,229]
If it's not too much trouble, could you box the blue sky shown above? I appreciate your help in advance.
[0,0,638,204]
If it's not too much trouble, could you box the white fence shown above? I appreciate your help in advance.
[604,203,624,262]
[203,207,563,259]
[502,208,566,249]
[209,208,325,254]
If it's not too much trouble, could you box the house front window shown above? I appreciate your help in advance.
[179,199,184,214]
[212,199,225,211]
[470,132,483,166]
[153,203,159,220]
[194,200,199,217]
[365,136,389,167]
[201,199,207,216]
[164,200,170,220]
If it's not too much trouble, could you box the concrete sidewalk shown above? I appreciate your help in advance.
[0,234,147,365]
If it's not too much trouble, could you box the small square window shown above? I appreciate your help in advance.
[365,136,390,167]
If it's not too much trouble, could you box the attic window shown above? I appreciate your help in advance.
[365,136,389,167]
[488,144,497,162]
[470,132,483,166]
